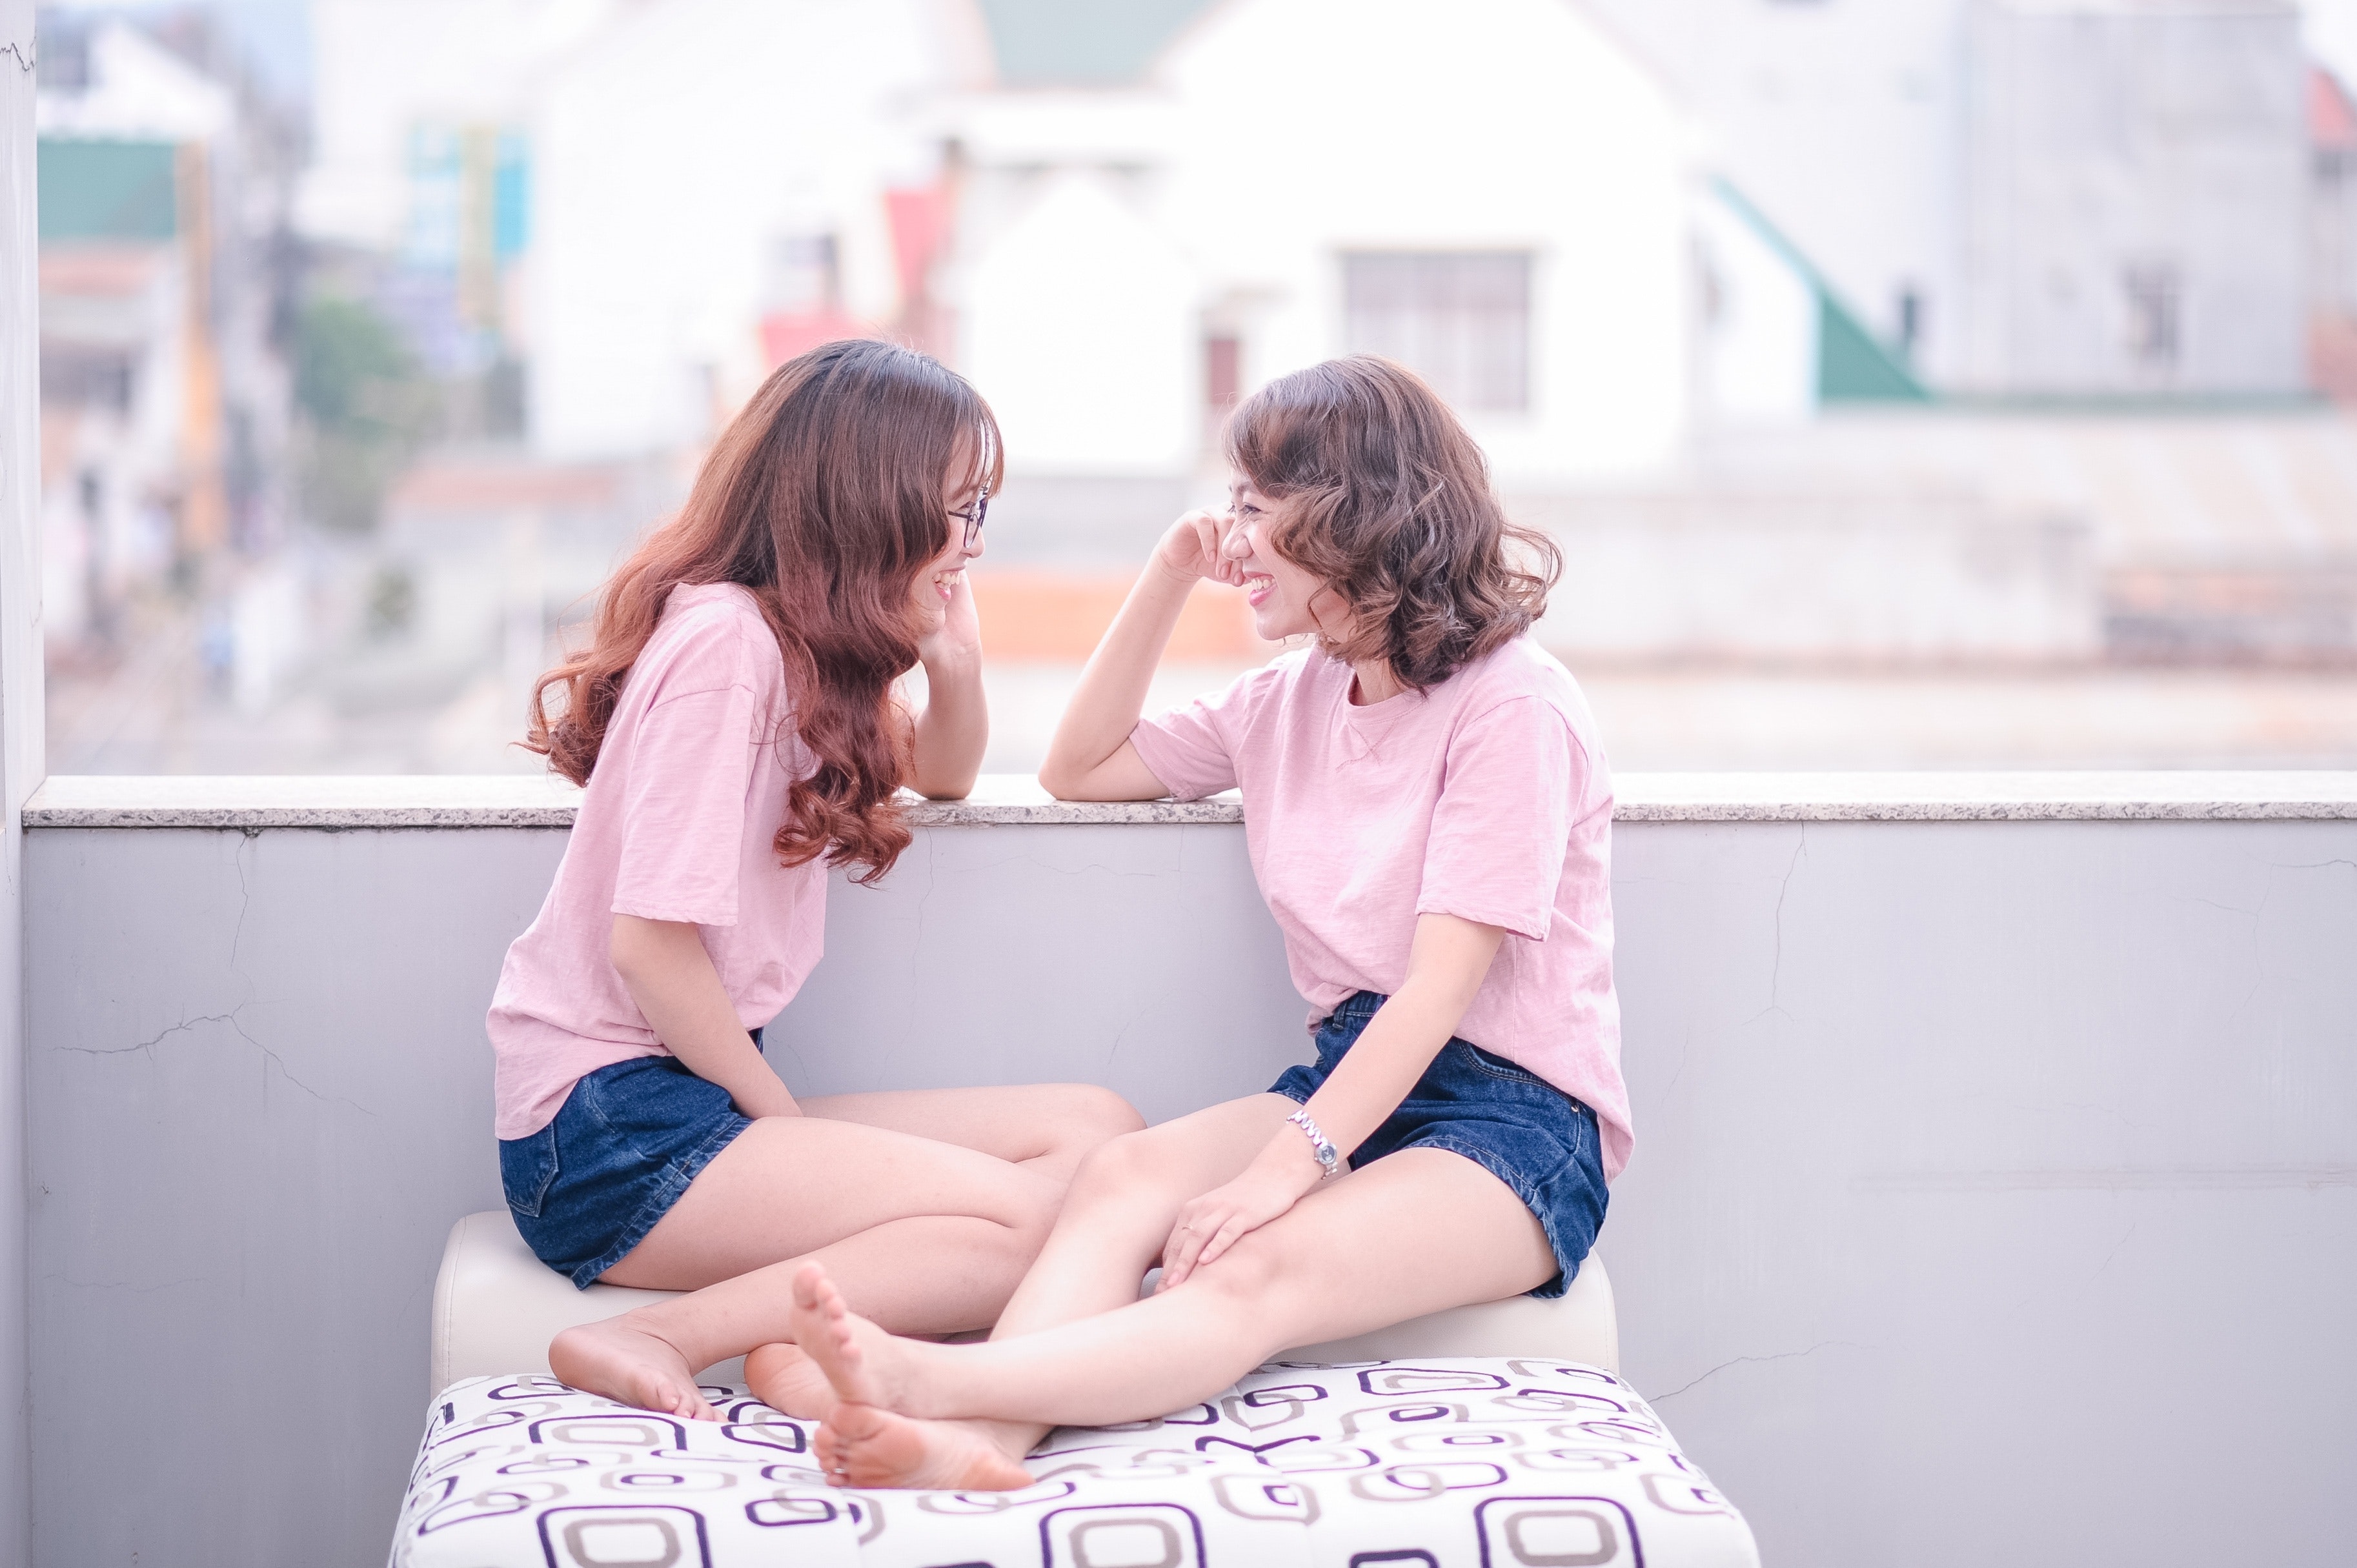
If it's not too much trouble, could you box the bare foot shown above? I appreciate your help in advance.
[787,1263,907,1411]
[814,1402,1035,1491]
[549,1314,718,1422]
[745,1341,835,1420]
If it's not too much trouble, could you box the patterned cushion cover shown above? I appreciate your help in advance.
[393,1358,1758,1567]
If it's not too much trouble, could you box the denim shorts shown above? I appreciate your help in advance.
[1269,991,1608,1300]
[498,1032,762,1288]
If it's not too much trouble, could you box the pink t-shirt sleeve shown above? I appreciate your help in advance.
[612,678,762,927]
[1129,665,1273,800]
[1417,696,1578,941]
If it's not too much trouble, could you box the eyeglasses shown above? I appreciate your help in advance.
[950,485,989,552]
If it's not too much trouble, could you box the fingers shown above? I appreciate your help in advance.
[1195,1214,1249,1271]
[1159,1200,1217,1289]
[1158,1223,1202,1290]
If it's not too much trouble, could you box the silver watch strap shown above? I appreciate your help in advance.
[1287,1109,1342,1178]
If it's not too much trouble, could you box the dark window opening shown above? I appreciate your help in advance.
[40,346,137,412]
[2123,264,2181,368]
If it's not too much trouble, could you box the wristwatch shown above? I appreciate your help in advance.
[1287,1109,1342,1180]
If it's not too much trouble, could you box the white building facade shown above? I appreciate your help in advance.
[950,0,1695,493]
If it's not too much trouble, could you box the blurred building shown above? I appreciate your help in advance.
[34,10,290,673]
[525,0,965,458]
[275,0,2356,690]
[2314,63,2357,396]
[947,0,1690,522]
[1591,0,2314,401]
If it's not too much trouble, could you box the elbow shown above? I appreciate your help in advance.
[909,758,980,802]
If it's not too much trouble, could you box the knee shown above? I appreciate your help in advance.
[1067,1125,1168,1205]
[1189,1230,1287,1305]
[1049,1083,1147,1147]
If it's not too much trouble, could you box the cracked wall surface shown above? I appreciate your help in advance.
[17,812,2357,1568]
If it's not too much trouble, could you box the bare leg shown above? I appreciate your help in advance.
[790,1096,1293,1483]
[802,1144,1557,1487]
[549,1083,1140,1418]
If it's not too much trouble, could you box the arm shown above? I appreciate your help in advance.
[611,914,800,1120]
[1157,912,1507,1287]
[905,576,987,799]
[1039,510,1241,801]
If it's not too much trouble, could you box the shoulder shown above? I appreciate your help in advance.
[1447,639,1599,756]
[638,583,782,698]
[1203,646,1324,719]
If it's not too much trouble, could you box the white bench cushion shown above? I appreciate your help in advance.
[429,1211,1621,1398]
[394,1362,1757,1567]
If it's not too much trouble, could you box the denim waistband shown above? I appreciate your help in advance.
[1325,990,1389,1027]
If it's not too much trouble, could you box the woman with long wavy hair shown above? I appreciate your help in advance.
[767,356,1630,1491]
[488,339,1142,1420]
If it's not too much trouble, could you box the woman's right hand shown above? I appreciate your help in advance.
[1153,508,1245,588]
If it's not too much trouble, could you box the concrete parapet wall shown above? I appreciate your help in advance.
[18,774,2357,1567]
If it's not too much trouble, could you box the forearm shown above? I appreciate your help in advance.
[611,915,798,1119]
[907,647,986,799]
[1039,564,1193,797]
[1299,915,1506,1158]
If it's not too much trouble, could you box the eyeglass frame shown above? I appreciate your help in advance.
[950,483,989,552]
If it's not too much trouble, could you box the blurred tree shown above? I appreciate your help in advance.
[293,294,438,532]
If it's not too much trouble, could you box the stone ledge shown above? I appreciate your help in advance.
[22,770,2357,829]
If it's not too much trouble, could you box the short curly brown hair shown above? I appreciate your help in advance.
[1225,355,1561,691]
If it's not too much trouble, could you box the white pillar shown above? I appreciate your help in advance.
[0,3,42,1562]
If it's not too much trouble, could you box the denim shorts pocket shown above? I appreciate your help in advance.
[499,1121,561,1220]
[1459,1042,1548,1089]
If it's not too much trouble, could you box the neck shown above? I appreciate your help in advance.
[1349,657,1402,706]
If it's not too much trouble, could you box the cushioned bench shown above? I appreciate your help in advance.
[398,1212,1757,1567]
[429,1210,1624,1394]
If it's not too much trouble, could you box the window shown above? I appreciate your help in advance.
[2123,263,2180,369]
[1204,332,1240,413]
[1342,252,1531,413]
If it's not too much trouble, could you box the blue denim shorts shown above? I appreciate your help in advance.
[498,1033,762,1288]
[1269,991,1608,1300]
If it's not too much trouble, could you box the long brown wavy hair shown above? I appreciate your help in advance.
[1226,355,1560,690]
[526,339,1001,884]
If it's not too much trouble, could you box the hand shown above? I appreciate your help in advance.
[1151,508,1246,589]
[1157,1129,1326,1290]
[916,568,984,671]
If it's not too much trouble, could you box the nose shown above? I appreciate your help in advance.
[1220,523,1253,561]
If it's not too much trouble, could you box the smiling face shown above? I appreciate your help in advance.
[913,450,986,633]
[1224,477,1346,644]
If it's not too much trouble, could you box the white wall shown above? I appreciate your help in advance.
[296,0,621,250]
[950,0,1693,485]
[1692,185,1819,426]
[0,3,39,1558]
[528,0,951,458]
[961,169,1200,474]
[1960,1,2309,396]
[21,800,2357,1567]
[1584,0,1966,381]
[1525,490,2101,662]
[1171,0,1691,481]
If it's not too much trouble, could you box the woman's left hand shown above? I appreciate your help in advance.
[1157,1133,1327,1291]
[916,568,984,671]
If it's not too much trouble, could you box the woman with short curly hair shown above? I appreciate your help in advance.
[758,355,1632,1491]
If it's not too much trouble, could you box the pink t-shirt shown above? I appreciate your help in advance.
[1129,637,1630,1180]
[487,582,828,1139]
